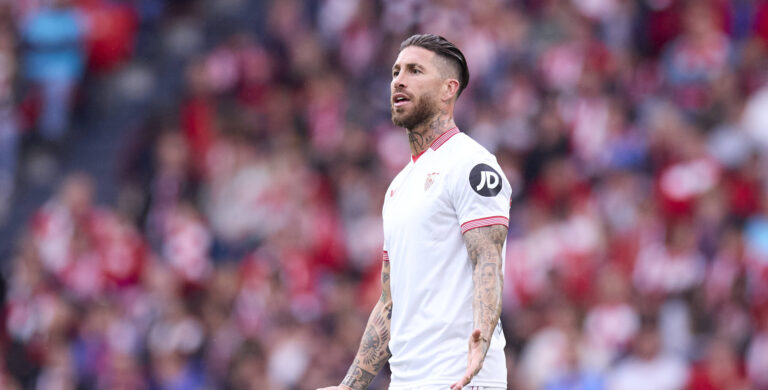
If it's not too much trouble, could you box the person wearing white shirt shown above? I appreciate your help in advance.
[317,33,511,390]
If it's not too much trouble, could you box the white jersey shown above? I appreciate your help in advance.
[382,127,512,389]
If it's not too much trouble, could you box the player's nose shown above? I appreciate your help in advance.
[392,73,406,89]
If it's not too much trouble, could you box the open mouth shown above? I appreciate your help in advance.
[392,93,411,107]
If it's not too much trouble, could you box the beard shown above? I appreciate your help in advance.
[391,93,438,130]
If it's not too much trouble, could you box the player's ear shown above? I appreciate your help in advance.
[442,78,460,102]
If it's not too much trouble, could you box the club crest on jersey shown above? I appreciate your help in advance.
[424,172,439,191]
[469,163,502,197]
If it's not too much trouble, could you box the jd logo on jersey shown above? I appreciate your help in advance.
[469,163,501,197]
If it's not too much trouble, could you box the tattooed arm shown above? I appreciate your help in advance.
[317,261,393,390]
[451,224,507,390]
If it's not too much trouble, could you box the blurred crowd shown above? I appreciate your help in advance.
[3,0,768,389]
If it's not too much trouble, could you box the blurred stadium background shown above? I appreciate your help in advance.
[2,0,768,389]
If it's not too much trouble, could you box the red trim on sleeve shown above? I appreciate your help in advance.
[383,251,389,262]
[460,216,509,234]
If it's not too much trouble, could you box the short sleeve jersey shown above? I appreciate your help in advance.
[382,127,512,389]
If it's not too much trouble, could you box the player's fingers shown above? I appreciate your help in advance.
[450,374,471,390]
[457,331,483,390]
[452,365,474,389]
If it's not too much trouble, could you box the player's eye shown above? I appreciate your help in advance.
[412,68,421,74]
[393,70,399,77]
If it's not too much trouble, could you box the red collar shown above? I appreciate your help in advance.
[411,127,460,162]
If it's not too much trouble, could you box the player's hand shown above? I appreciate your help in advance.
[450,328,488,390]
[315,386,353,390]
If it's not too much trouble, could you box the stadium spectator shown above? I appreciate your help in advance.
[0,11,17,220]
[19,0,86,144]
[606,319,689,390]
[543,332,605,390]
[687,337,750,390]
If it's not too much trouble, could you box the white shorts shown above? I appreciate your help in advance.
[392,387,505,390]
[467,387,505,390]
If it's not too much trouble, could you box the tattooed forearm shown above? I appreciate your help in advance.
[341,366,376,390]
[463,225,507,355]
[476,262,501,341]
[358,300,392,371]
[341,261,392,389]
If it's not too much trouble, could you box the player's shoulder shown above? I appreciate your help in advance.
[443,131,512,200]
[443,131,501,166]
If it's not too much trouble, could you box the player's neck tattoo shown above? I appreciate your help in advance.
[407,108,455,157]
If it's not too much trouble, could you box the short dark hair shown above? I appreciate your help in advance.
[399,34,469,98]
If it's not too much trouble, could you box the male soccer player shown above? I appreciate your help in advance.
[318,34,511,390]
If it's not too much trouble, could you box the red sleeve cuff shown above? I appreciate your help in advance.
[460,216,509,234]
[383,250,389,262]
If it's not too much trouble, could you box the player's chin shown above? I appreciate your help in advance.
[391,109,407,125]
[391,105,408,116]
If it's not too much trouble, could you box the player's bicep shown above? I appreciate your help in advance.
[462,224,507,268]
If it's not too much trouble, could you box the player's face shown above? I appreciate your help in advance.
[390,46,443,130]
